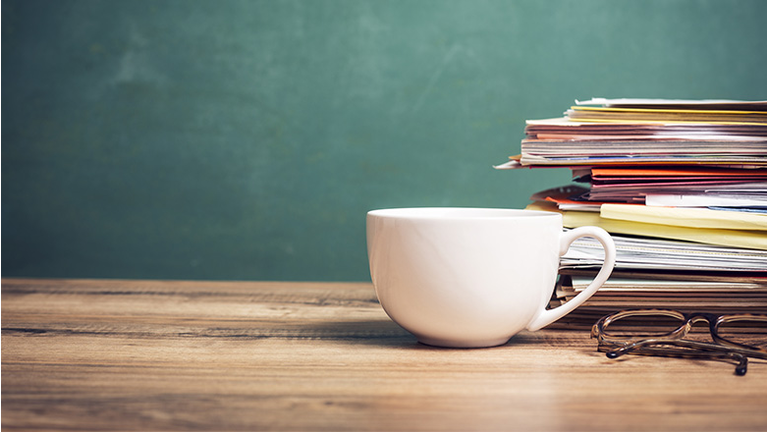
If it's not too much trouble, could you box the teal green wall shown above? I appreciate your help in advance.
[3,0,766,281]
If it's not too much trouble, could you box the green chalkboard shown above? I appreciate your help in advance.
[3,0,766,281]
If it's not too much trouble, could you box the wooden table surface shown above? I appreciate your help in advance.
[2,278,766,431]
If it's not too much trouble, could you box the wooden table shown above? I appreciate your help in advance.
[2,278,765,431]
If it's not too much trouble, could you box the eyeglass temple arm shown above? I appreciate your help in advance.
[606,339,750,376]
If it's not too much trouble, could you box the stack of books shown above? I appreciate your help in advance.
[498,98,767,328]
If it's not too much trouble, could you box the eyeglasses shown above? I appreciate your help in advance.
[591,309,767,375]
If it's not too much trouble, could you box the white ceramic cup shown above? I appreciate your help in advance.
[367,207,616,348]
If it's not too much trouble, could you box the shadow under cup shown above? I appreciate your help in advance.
[366,207,615,348]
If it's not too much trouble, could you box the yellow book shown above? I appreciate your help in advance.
[566,106,767,125]
[600,204,767,231]
[526,201,766,250]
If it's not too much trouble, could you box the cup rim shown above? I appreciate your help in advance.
[367,207,561,220]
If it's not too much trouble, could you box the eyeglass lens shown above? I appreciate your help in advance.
[715,316,767,350]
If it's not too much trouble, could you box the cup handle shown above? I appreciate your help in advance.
[527,226,616,331]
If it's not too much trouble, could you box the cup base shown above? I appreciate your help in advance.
[417,336,511,349]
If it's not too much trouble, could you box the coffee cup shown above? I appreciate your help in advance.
[366,207,616,348]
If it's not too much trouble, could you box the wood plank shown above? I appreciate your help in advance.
[2,278,765,431]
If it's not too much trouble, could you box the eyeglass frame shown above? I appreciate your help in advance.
[591,309,767,376]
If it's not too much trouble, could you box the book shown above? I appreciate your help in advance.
[501,98,768,329]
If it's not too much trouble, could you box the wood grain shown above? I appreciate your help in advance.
[2,278,766,431]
